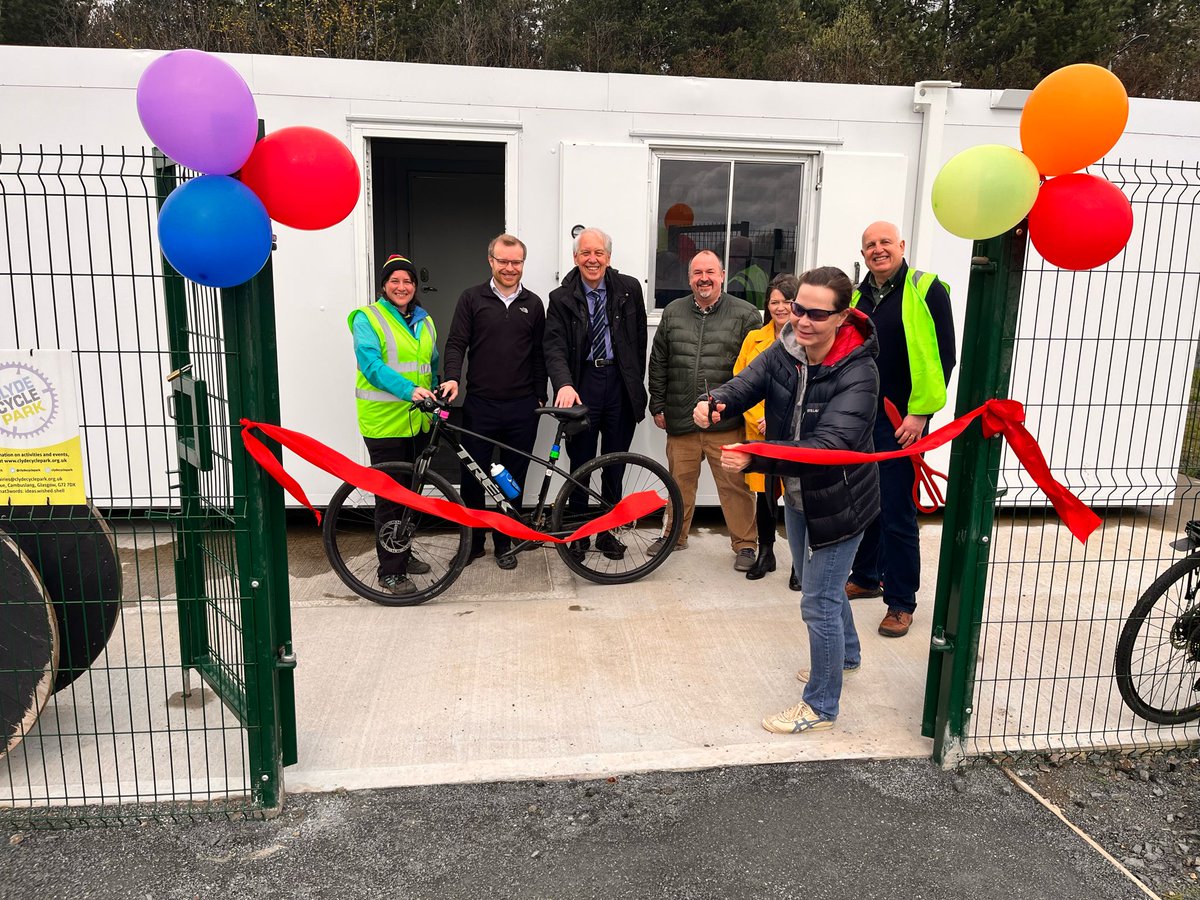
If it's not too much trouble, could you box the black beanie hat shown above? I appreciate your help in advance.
[379,254,419,290]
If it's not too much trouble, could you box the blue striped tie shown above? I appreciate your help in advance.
[588,290,608,362]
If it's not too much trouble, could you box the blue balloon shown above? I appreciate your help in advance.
[157,175,272,288]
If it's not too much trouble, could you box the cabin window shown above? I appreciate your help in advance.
[651,157,804,310]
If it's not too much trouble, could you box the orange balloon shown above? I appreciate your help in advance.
[1020,64,1128,177]
[664,203,694,227]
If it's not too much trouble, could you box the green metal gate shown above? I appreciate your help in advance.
[156,154,298,809]
[0,144,296,825]
[925,160,1200,763]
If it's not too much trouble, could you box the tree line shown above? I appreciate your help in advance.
[3,0,1197,101]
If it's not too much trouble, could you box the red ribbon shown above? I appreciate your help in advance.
[728,398,1100,544]
[883,398,947,514]
[239,419,666,544]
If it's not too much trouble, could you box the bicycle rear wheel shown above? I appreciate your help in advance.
[550,452,683,585]
[323,462,469,606]
[1114,553,1200,724]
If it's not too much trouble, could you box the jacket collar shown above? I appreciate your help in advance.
[824,307,874,366]
[377,297,427,327]
[858,259,909,301]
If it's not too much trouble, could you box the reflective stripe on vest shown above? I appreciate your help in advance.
[851,269,948,416]
[349,302,436,438]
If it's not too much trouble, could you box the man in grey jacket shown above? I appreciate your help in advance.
[648,249,760,569]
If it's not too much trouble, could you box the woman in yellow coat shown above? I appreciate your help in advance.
[734,273,800,583]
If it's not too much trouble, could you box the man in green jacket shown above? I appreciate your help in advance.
[648,249,760,570]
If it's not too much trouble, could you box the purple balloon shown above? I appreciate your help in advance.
[136,49,258,175]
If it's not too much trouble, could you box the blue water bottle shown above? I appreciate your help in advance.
[489,463,522,500]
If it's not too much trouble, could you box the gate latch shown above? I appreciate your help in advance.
[276,645,297,670]
[930,626,955,652]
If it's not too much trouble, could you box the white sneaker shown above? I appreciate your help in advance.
[795,662,861,683]
[761,701,835,734]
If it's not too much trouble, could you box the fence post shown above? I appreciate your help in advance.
[923,223,1027,766]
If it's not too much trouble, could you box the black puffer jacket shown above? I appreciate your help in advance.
[545,266,649,420]
[648,293,760,435]
[712,309,880,549]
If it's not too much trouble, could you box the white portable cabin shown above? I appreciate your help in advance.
[3,46,1199,507]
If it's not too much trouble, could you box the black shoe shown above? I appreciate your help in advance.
[465,546,486,566]
[380,574,415,595]
[788,568,801,591]
[496,552,517,570]
[745,547,776,581]
[407,556,432,576]
[568,537,590,562]
[595,531,626,560]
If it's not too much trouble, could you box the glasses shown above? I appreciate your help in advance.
[790,301,838,322]
[490,255,525,268]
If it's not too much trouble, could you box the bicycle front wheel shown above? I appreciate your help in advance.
[1114,553,1200,725]
[551,452,683,585]
[323,462,470,606]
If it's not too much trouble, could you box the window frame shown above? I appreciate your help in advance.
[645,147,818,321]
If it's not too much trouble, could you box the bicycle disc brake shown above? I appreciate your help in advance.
[378,519,414,554]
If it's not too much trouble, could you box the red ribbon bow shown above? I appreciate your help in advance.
[728,398,1100,543]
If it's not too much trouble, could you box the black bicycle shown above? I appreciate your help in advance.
[1114,519,1200,724]
[322,396,684,605]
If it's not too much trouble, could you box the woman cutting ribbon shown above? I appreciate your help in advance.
[693,266,880,735]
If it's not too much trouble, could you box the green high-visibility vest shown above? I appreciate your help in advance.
[851,268,948,416]
[348,302,435,439]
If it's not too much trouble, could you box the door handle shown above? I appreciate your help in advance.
[422,286,438,292]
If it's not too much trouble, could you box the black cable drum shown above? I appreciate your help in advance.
[0,504,122,692]
[0,534,57,759]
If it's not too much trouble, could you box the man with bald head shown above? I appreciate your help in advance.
[846,221,956,637]
[648,249,761,569]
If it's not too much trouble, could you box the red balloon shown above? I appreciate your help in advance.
[239,126,360,230]
[1027,174,1133,271]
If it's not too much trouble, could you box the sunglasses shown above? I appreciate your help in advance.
[790,301,839,322]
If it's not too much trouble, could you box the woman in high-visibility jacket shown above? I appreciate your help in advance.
[733,273,799,584]
[348,255,455,596]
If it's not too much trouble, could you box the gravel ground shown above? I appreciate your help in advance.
[3,754,1190,900]
[1008,747,1200,900]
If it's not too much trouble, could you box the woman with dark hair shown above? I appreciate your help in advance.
[694,266,879,734]
[348,254,451,596]
[733,273,799,582]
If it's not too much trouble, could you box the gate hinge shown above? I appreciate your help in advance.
[930,626,955,652]
[276,645,297,670]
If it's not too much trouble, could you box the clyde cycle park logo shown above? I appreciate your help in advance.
[0,362,59,439]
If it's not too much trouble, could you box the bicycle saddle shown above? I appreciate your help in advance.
[535,405,590,421]
[1187,519,1200,546]
[1170,519,1200,551]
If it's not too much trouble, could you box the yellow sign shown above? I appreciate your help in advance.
[0,350,86,505]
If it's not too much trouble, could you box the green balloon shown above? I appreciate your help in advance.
[932,145,1041,240]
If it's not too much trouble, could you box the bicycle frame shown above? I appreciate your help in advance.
[405,404,602,549]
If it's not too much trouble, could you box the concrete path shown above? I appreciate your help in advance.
[284,513,940,793]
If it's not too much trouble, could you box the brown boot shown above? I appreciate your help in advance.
[878,609,913,637]
[845,581,883,600]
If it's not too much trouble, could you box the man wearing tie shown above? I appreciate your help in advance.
[545,227,649,558]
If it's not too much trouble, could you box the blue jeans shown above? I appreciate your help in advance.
[785,503,863,721]
[850,415,921,614]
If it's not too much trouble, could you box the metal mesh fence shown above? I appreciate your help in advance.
[0,146,261,826]
[968,159,1200,754]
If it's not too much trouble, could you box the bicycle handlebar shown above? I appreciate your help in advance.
[414,393,452,414]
